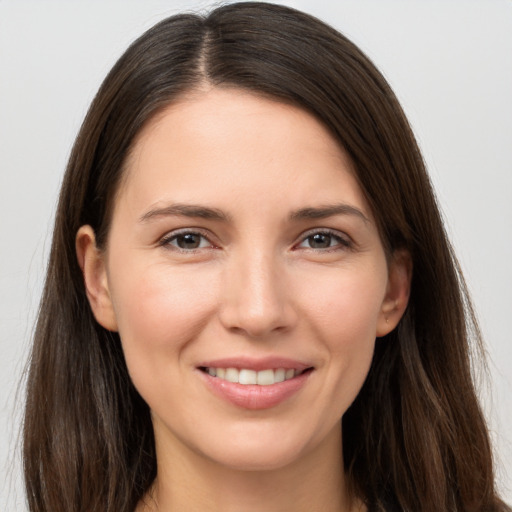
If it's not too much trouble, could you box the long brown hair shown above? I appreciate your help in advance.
[23,3,509,511]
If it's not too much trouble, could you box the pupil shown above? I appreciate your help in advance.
[177,234,200,249]
[310,233,331,248]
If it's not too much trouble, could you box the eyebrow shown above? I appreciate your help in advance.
[289,204,369,223]
[139,202,369,224]
[139,204,231,223]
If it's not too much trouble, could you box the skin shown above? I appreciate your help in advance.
[77,88,411,512]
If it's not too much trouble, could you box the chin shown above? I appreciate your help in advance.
[203,441,308,472]
[189,418,339,473]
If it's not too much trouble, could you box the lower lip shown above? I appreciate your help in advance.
[198,370,312,410]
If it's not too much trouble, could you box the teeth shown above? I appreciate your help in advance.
[274,368,285,383]
[225,368,239,383]
[257,369,275,385]
[239,369,257,385]
[205,367,303,385]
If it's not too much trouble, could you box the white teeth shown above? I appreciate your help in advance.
[274,368,285,383]
[225,368,239,383]
[239,369,257,384]
[205,367,304,385]
[257,369,275,385]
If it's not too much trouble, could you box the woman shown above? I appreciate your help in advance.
[22,2,510,511]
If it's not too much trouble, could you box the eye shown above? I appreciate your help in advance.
[297,230,351,250]
[161,231,213,251]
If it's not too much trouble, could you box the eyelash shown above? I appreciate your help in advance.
[158,228,353,253]
[158,229,216,252]
[296,229,353,252]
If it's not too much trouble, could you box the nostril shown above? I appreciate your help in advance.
[218,265,298,337]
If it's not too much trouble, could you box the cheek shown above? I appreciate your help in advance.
[299,265,386,409]
[302,262,387,340]
[107,261,219,375]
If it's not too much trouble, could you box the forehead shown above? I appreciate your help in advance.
[117,87,370,220]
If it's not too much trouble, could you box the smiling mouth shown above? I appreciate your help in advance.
[198,367,313,386]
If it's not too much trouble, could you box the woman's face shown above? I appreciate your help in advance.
[79,88,409,472]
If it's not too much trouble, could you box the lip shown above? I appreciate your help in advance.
[197,356,311,372]
[196,357,314,410]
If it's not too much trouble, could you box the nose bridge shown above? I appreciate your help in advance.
[219,243,295,337]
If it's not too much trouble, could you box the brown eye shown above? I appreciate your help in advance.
[176,233,202,249]
[307,233,333,249]
[164,232,211,250]
[297,230,351,251]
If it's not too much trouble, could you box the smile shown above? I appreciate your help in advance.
[199,365,314,410]
[199,367,306,385]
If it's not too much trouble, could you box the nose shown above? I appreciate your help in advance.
[218,250,297,338]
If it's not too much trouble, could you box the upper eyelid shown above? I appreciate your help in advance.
[161,227,212,238]
[297,227,351,241]
[294,228,354,251]
[159,228,216,246]
[157,227,353,248]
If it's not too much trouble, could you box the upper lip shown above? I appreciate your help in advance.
[197,356,313,372]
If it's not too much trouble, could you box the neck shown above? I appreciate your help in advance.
[137,424,363,512]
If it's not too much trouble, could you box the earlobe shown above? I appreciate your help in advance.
[376,249,412,337]
[76,225,118,331]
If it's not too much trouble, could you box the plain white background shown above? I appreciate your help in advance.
[1,0,511,509]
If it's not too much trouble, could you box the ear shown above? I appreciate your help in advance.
[76,225,118,331]
[376,249,412,337]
